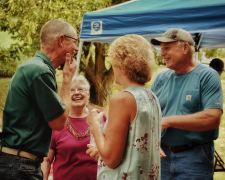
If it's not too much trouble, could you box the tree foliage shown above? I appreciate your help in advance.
[152,47,165,65]
[203,49,225,59]
[0,0,127,105]
[0,45,20,77]
[0,0,112,56]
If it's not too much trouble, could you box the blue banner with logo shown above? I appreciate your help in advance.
[79,0,225,49]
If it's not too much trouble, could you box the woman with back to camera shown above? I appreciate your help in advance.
[86,34,162,180]
[42,75,107,180]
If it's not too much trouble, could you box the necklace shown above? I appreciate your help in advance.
[66,118,90,139]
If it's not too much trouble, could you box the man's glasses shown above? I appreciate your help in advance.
[64,35,78,41]
[64,35,79,45]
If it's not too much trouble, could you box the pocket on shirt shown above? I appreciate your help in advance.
[180,91,199,113]
[0,164,13,180]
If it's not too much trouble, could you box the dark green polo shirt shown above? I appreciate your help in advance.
[1,51,66,157]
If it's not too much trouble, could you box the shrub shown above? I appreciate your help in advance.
[0,45,21,77]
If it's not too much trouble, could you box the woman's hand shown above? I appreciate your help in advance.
[41,157,51,180]
[86,109,104,130]
[160,147,167,159]
[86,144,100,161]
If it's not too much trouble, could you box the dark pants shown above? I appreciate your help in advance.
[0,152,43,180]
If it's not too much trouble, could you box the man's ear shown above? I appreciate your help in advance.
[183,43,190,55]
[58,35,64,48]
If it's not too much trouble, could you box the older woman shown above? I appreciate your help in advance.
[87,34,162,180]
[42,75,107,180]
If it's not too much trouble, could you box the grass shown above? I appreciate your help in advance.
[0,65,224,178]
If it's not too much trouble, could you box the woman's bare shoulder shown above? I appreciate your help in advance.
[111,91,135,103]
[109,91,136,114]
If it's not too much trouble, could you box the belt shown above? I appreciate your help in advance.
[161,142,200,153]
[0,146,43,163]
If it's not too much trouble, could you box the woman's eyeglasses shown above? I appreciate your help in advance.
[70,88,87,93]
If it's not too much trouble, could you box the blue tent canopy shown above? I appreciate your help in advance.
[75,0,225,74]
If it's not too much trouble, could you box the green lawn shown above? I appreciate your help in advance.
[0,67,224,178]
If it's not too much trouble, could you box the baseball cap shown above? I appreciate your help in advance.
[151,28,195,46]
[209,58,224,71]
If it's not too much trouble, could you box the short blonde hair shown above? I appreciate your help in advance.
[72,75,90,91]
[109,34,155,84]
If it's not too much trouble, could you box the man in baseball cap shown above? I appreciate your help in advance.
[151,28,195,46]
[209,58,224,76]
[151,28,223,180]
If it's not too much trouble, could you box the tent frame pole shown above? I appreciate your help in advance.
[194,33,203,62]
[75,40,84,76]
[195,51,198,62]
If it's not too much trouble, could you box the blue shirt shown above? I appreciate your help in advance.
[151,64,223,146]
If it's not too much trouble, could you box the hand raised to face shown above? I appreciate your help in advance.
[59,53,77,80]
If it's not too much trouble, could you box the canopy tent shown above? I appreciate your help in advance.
[76,0,225,75]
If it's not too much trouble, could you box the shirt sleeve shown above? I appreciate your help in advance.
[50,131,56,150]
[29,73,66,122]
[201,70,223,111]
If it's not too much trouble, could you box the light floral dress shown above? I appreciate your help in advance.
[97,86,162,180]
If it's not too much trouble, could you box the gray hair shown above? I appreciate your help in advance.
[72,75,90,91]
[40,19,76,49]
[177,41,195,55]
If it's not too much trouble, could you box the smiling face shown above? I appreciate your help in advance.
[70,80,90,108]
[160,42,184,71]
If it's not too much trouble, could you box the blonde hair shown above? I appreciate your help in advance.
[109,34,155,83]
[72,75,90,91]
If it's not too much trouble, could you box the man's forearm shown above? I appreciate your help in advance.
[60,77,72,117]
[163,109,222,131]
[48,77,72,131]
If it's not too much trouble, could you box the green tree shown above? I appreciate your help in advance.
[203,49,218,59]
[152,47,165,65]
[0,45,20,77]
[198,51,203,62]
[203,49,225,59]
[0,0,127,106]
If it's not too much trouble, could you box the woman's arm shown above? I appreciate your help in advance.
[41,149,55,180]
[87,91,136,169]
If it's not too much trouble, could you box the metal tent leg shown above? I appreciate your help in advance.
[75,41,84,76]
[214,150,225,172]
